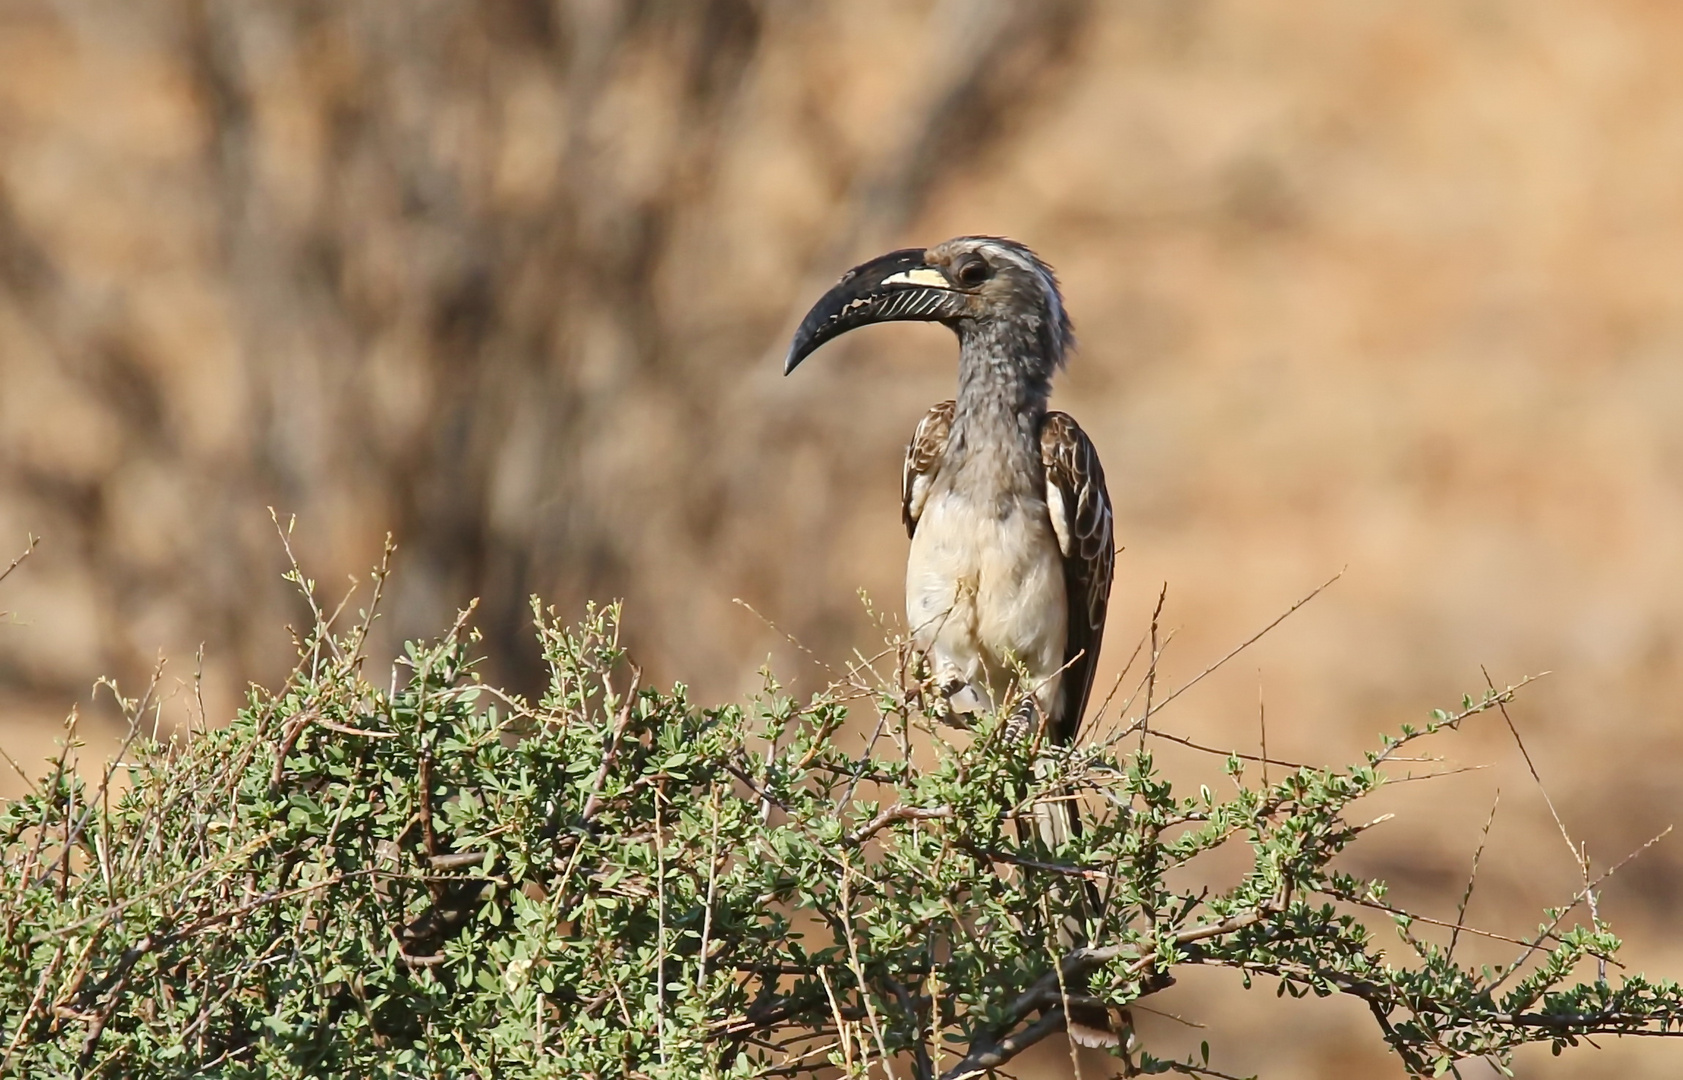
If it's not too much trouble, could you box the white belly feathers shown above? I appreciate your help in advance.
[905,488,1068,715]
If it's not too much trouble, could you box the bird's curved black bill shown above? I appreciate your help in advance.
[784,248,962,374]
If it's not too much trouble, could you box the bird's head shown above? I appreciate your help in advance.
[784,236,1073,376]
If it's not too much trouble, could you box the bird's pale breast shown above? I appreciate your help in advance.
[905,487,1068,710]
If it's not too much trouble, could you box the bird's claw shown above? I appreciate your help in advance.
[926,679,979,729]
[1003,699,1041,743]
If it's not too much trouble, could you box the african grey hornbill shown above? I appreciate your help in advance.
[785,236,1115,748]
[785,237,1125,1051]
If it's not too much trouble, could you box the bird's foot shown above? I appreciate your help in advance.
[1003,698,1042,743]
[925,679,983,729]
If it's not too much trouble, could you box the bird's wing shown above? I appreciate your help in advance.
[901,400,956,538]
[1041,411,1115,745]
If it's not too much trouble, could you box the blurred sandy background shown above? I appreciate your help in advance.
[3,1,1683,1075]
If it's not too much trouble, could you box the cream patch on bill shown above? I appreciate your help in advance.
[879,267,952,289]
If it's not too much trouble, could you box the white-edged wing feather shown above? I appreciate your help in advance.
[901,400,956,537]
[1039,410,1115,744]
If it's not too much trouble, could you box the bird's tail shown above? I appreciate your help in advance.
[1026,746,1128,1051]
[1029,752,1080,850]
[1066,1004,1136,1050]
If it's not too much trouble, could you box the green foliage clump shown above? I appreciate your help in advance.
[2,569,1682,1078]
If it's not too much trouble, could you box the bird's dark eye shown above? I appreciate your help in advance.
[954,257,990,287]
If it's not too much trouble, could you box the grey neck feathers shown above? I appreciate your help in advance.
[947,318,1057,497]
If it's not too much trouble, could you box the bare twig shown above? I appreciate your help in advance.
[577,668,641,826]
[837,859,898,1079]
[269,508,344,669]
[733,597,837,680]
[888,976,935,1080]
[1449,790,1500,961]
[1375,673,1548,765]
[1489,826,1672,993]
[1324,885,1588,955]
[1384,764,1492,783]
[0,534,39,591]
[655,787,668,1068]
[939,1007,1069,1080]
[1083,627,1146,738]
[426,852,490,871]
[1138,583,1169,748]
[1143,570,1344,725]
[30,659,167,893]
[1482,666,1593,901]
[1144,729,1308,771]
[697,785,723,994]
[846,804,955,846]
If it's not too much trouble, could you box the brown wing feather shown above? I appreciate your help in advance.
[1041,411,1115,745]
[901,400,956,538]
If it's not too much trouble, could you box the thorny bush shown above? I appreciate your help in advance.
[2,548,1682,1079]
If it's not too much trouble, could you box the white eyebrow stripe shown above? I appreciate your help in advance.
[880,267,952,288]
[976,238,1070,355]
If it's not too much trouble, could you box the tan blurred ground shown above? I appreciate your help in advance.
[3,1,1683,1075]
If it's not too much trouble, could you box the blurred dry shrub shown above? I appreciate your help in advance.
[0,0,1089,724]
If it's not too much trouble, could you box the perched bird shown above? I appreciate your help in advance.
[785,236,1124,1050]
[785,236,1114,748]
